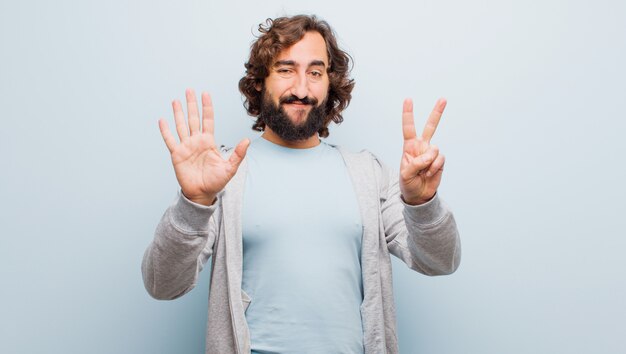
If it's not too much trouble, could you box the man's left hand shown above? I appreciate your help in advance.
[399,98,447,205]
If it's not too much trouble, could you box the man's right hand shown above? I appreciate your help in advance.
[159,89,250,206]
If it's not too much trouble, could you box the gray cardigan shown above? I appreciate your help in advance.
[142,147,461,354]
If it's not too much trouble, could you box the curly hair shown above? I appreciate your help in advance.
[238,15,355,138]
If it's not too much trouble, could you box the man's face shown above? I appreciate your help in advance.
[259,31,331,141]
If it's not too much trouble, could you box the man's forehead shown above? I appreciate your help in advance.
[271,32,329,67]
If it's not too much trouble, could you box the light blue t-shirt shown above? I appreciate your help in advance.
[242,137,364,354]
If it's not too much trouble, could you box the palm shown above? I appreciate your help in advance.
[399,98,447,205]
[170,134,232,200]
[159,90,249,206]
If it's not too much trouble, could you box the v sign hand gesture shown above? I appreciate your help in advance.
[399,98,447,205]
[159,89,250,206]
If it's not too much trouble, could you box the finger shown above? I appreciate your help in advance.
[172,99,189,142]
[421,98,447,143]
[403,136,426,159]
[158,119,176,153]
[402,98,417,142]
[186,88,201,135]
[425,153,445,178]
[403,145,439,177]
[228,138,251,172]
[202,92,215,135]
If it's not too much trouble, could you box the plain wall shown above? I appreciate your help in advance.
[1,0,625,353]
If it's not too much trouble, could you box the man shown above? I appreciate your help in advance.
[142,15,460,354]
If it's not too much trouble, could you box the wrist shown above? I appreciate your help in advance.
[401,193,434,206]
[182,191,216,206]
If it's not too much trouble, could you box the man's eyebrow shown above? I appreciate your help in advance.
[273,60,296,67]
[309,60,326,68]
[272,60,327,68]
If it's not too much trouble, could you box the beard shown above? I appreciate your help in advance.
[258,91,327,142]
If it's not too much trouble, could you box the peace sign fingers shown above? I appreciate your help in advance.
[399,97,448,205]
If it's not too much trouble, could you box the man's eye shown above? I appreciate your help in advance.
[277,68,292,74]
[310,71,322,77]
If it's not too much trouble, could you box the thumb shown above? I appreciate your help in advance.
[402,150,435,180]
[228,138,250,171]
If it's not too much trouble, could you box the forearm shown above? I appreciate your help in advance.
[141,192,217,299]
[399,194,461,275]
[382,164,461,275]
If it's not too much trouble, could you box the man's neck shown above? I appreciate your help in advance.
[261,128,321,149]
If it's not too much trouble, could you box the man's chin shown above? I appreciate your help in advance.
[283,106,311,125]
[259,96,326,141]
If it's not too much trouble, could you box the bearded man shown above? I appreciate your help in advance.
[142,14,461,354]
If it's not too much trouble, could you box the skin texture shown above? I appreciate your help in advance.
[158,31,447,206]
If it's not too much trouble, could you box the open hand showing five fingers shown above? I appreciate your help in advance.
[159,89,250,206]
[399,98,447,205]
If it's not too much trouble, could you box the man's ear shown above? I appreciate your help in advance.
[254,81,262,92]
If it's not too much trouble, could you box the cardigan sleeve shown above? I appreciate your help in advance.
[373,153,461,275]
[141,191,220,299]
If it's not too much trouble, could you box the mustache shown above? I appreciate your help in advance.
[279,95,318,106]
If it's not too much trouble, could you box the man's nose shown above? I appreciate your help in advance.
[290,72,309,100]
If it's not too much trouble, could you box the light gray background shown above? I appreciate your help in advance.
[1,0,625,353]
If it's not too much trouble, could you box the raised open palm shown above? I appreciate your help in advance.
[399,98,447,205]
[159,89,249,206]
